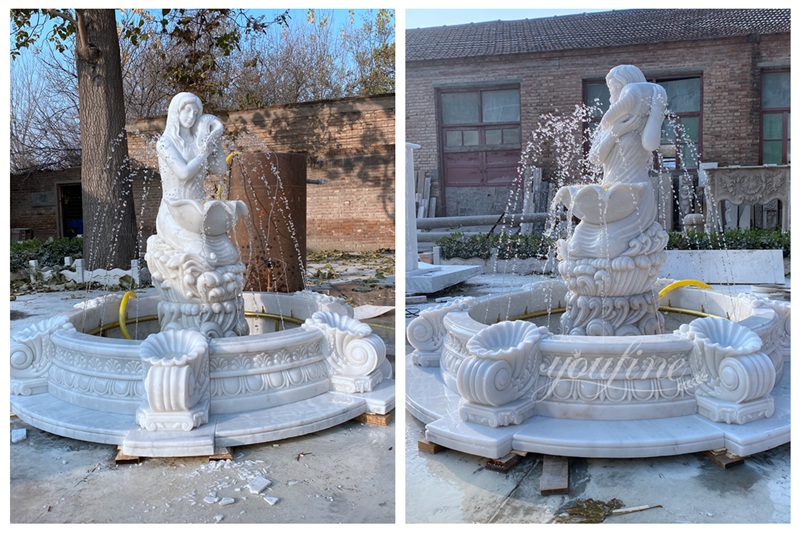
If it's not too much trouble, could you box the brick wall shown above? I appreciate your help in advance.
[10,167,81,240]
[406,34,790,216]
[11,94,395,253]
[128,94,395,252]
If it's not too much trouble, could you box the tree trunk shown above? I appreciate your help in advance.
[75,9,137,270]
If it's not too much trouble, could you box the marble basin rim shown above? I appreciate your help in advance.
[10,289,396,457]
[453,278,781,341]
[434,279,785,421]
[11,290,369,417]
[405,278,788,459]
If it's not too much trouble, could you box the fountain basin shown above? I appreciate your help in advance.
[406,280,789,458]
[11,290,395,457]
[166,198,248,236]
[553,183,646,224]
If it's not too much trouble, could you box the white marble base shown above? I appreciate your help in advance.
[661,250,785,284]
[136,402,209,432]
[406,262,481,295]
[696,395,775,425]
[407,355,789,460]
[11,378,394,457]
[410,350,441,367]
[330,370,384,394]
[460,397,536,428]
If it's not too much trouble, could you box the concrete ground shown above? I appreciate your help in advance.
[404,269,791,524]
[8,254,397,524]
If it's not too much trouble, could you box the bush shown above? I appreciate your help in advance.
[492,233,554,260]
[667,228,790,257]
[436,228,789,260]
[435,232,493,260]
[436,232,554,260]
[10,237,83,273]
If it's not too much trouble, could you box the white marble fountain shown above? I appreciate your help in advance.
[10,93,394,457]
[406,66,790,460]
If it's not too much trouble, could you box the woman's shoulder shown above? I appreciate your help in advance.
[157,134,178,153]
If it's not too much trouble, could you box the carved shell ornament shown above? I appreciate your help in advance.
[457,321,549,407]
[11,316,74,376]
[407,297,475,353]
[679,317,775,404]
[680,317,762,378]
[553,183,647,225]
[303,311,385,377]
[139,329,209,368]
[465,320,547,362]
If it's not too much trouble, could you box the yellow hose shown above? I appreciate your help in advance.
[119,291,137,340]
[659,280,712,300]
[226,151,241,165]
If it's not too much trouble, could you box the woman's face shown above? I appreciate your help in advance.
[179,103,200,129]
[607,77,624,104]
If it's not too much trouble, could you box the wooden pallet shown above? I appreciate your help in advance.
[356,411,394,426]
[705,448,745,468]
[540,455,570,495]
[485,452,521,473]
[114,449,142,464]
[209,447,234,461]
[417,439,443,454]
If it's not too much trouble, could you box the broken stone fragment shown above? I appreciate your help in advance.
[218,497,235,506]
[11,428,27,443]
[262,495,279,506]
[248,476,272,494]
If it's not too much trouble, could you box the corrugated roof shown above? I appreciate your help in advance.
[406,9,790,61]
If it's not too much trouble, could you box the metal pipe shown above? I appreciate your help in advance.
[415,212,548,229]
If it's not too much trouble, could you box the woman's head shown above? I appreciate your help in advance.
[606,65,647,103]
[164,93,204,143]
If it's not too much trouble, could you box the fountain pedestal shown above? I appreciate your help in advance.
[554,183,668,336]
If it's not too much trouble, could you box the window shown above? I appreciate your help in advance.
[584,75,702,170]
[761,70,790,164]
[659,78,701,170]
[438,86,521,187]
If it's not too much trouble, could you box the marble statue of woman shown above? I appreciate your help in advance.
[555,65,668,260]
[588,65,668,186]
[145,92,249,337]
[553,65,669,336]
[154,92,247,265]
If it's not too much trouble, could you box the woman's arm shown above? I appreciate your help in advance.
[158,136,208,182]
[641,85,668,152]
[198,117,227,175]
[588,127,615,166]
[589,114,641,166]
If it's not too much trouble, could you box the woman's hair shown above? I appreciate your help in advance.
[160,92,204,152]
[606,65,647,86]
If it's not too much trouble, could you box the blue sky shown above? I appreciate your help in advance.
[405,9,610,29]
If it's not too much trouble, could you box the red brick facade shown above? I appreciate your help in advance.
[11,94,395,253]
[9,167,82,240]
[406,34,790,216]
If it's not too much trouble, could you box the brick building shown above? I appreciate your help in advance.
[10,94,395,252]
[406,9,790,225]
